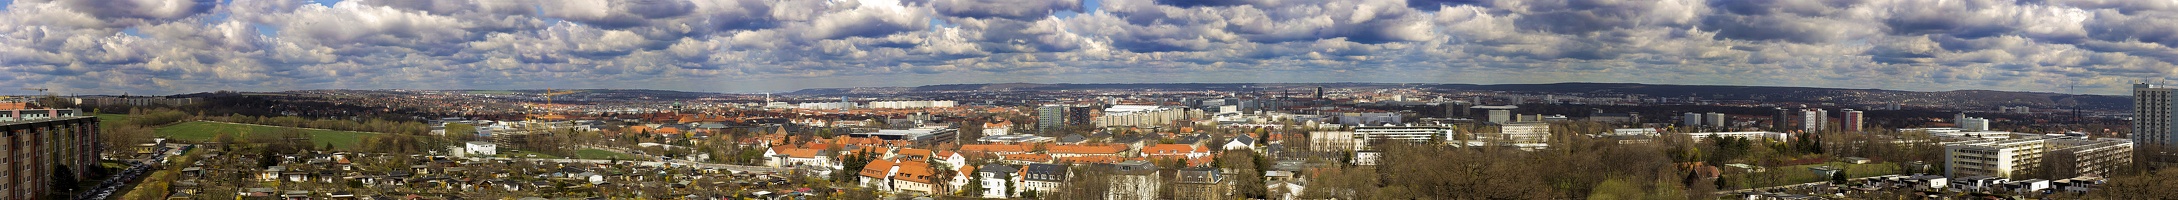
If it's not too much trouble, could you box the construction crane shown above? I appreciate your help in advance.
[541,89,578,105]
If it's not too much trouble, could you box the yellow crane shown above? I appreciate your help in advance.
[541,88,578,105]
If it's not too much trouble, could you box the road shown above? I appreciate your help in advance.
[1718,175,1894,195]
[76,145,186,200]
[456,151,787,174]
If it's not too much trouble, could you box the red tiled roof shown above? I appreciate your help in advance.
[893,161,937,184]
[959,144,1032,154]
[859,159,897,178]
[1047,144,1126,155]
[1059,155,1123,164]
[1001,154,1053,163]
[1141,144,1200,157]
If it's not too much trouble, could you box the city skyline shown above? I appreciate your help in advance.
[9,0,2178,95]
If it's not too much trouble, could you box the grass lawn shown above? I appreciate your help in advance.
[96,113,131,125]
[499,150,561,159]
[1732,161,1901,189]
[156,121,381,150]
[573,148,645,160]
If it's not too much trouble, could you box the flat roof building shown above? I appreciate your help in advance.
[0,108,98,200]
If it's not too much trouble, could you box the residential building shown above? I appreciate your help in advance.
[1960,117,1990,132]
[1843,109,1864,133]
[975,164,1019,198]
[1680,131,1791,143]
[1172,167,1226,200]
[1141,144,1211,160]
[983,120,1011,136]
[891,161,940,194]
[0,108,97,200]
[763,147,831,169]
[858,159,899,190]
[1038,105,1067,133]
[1334,112,1401,126]
[2135,83,2177,146]
[1104,161,1161,200]
[1946,138,2050,178]
[1308,131,1359,152]
[2042,138,2134,179]
[1094,105,1199,128]
[1801,108,1826,132]
[1352,125,1452,147]
[1018,164,1068,195]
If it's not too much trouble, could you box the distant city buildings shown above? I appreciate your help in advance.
[1092,105,1199,128]
[1957,113,1991,132]
[70,96,198,107]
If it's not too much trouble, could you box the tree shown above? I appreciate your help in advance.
[51,165,76,196]
[1830,170,1848,185]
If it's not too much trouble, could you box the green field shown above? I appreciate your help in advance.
[498,150,560,159]
[1732,161,1900,188]
[156,121,381,150]
[96,113,131,125]
[573,148,645,160]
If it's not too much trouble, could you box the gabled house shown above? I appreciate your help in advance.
[1019,163,1069,195]
[1223,135,1255,151]
[858,159,900,191]
[763,147,832,168]
[891,161,940,195]
[975,164,1020,198]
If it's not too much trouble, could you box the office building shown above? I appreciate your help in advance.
[1705,112,1726,128]
[1497,122,1551,144]
[0,108,98,200]
[1773,107,1792,132]
[1682,112,1702,127]
[1473,105,1516,124]
[2135,83,2177,146]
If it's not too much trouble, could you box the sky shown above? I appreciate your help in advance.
[4,0,2178,95]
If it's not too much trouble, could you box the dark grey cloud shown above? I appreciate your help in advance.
[935,0,1080,19]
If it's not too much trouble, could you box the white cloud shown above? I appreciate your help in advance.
[5,0,2178,95]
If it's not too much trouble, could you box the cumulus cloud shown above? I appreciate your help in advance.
[5,0,2178,95]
